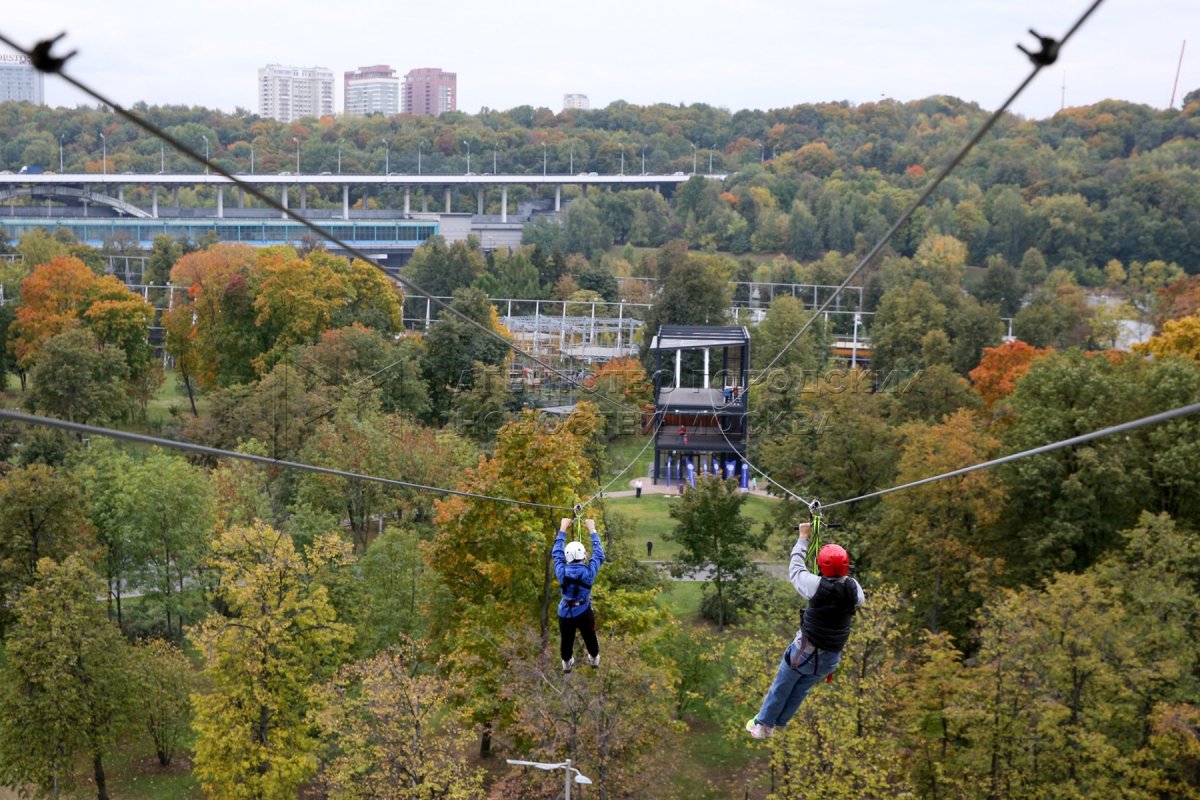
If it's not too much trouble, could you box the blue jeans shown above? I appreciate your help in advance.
[754,642,842,728]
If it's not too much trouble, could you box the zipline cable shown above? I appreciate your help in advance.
[0,410,574,512]
[821,401,1200,510]
[751,0,1106,383]
[707,399,813,506]
[0,29,631,417]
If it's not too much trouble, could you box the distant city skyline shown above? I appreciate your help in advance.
[1,0,1197,119]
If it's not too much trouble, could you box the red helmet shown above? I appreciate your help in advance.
[817,544,850,577]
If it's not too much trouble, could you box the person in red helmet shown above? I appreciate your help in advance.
[745,521,864,739]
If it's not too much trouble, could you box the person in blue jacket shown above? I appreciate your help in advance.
[553,517,605,673]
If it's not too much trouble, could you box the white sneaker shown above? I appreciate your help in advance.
[587,653,600,668]
[562,658,575,674]
[745,718,774,740]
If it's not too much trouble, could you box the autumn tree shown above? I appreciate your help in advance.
[499,631,682,798]
[133,638,195,767]
[968,339,1052,409]
[168,242,264,387]
[876,410,1005,642]
[765,587,912,799]
[1134,314,1200,363]
[11,255,103,368]
[315,644,485,799]
[0,462,94,630]
[424,406,598,755]
[0,556,138,800]
[190,523,355,800]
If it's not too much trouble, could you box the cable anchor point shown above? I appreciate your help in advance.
[1017,29,1060,67]
[807,498,822,517]
[29,33,77,75]
[573,503,584,519]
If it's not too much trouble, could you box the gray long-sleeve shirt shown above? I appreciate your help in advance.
[788,534,865,648]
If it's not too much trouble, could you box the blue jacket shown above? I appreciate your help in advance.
[552,529,605,618]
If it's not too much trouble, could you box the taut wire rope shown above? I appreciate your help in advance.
[0,410,574,512]
[750,0,1106,382]
[821,401,1200,510]
[0,29,630,417]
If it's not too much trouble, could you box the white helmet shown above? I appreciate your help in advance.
[564,541,587,563]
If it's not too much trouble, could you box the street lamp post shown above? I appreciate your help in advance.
[200,134,207,175]
[569,142,574,174]
[506,760,592,800]
[100,132,107,176]
[337,142,342,174]
[59,134,64,172]
[249,145,254,174]
[493,145,497,174]
[463,140,470,174]
[382,139,389,175]
[619,144,625,175]
[641,145,647,175]
[690,142,697,175]
[542,142,547,176]
[709,143,715,174]
[293,137,300,174]
[417,142,422,175]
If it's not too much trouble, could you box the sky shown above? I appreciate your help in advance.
[2,0,1198,120]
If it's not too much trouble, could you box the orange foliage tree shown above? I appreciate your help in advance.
[13,257,153,374]
[968,340,1052,408]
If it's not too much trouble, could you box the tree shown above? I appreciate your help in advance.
[666,475,765,625]
[315,645,485,799]
[996,351,1200,581]
[11,255,99,369]
[450,361,514,444]
[563,197,612,258]
[190,523,355,800]
[292,400,415,551]
[133,638,195,767]
[0,556,137,800]
[70,440,140,628]
[407,236,484,297]
[122,451,215,639]
[1135,314,1200,362]
[419,287,510,421]
[876,410,1005,642]
[253,246,352,371]
[640,249,732,361]
[298,324,430,419]
[425,407,597,755]
[0,462,94,629]
[25,327,128,424]
[870,279,949,376]
[168,242,264,388]
[498,630,682,799]
[968,340,1052,409]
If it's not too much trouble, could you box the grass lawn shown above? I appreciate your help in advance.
[141,368,208,430]
[604,493,786,561]
[600,434,656,486]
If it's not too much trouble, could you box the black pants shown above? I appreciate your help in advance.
[559,607,599,662]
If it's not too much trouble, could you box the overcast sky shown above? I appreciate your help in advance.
[2,0,1197,120]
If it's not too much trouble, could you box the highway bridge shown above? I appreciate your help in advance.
[0,170,724,261]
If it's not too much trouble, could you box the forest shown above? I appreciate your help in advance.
[0,90,1199,799]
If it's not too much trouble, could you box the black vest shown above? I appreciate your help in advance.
[801,577,859,652]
